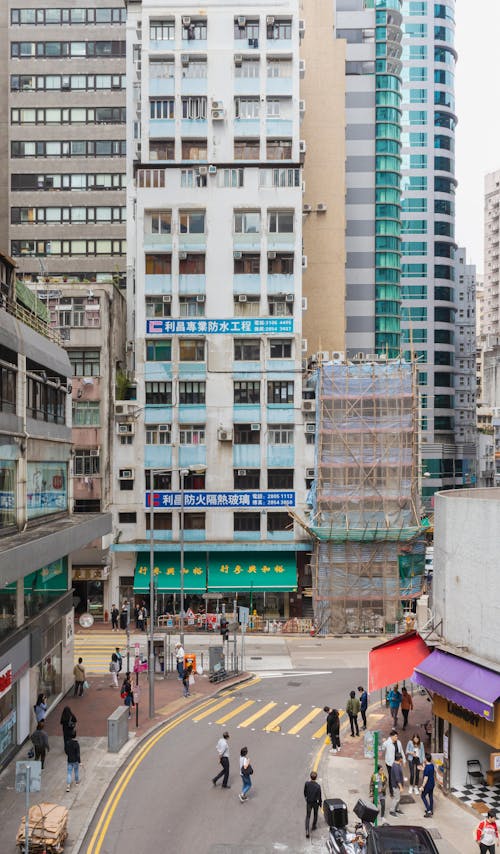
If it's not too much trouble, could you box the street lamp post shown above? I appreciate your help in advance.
[179,468,188,648]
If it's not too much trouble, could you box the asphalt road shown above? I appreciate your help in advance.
[82,667,366,854]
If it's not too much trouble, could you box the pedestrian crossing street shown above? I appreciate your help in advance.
[74,633,137,674]
[190,689,345,743]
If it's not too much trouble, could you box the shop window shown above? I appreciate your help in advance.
[39,649,62,700]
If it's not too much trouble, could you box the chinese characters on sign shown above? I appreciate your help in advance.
[0,664,13,700]
[146,318,294,335]
[136,562,288,579]
[145,491,295,508]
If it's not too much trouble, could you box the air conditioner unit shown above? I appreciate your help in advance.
[299,100,306,114]
[196,294,205,302]
[115,404,126,415]
[217,428,233,442]
[237,469,247,476]
[162,294,172,303]
[303,400,316,412]
[179,251,187,260]
[301,338,308,352]
[299,59,306,78]
[212,109,226,120]
[181,54,190,66]
[285,293,294,303]
[233,251,242,259]
[302,255,308,269]
[117,423,134,435]
[119,469,134,480]
[306,467,315,477]
[61,79,71,90]
[303,204,312,214]
[182,16,191,27]
[208,165,217,174]
[299,139,307,154]
[305,427,315,437]
[302,297,308,311]
[268,250,276,259]
[238,294,247,302]
[234,54,243,66]
[299,19,305,37]
[212,100,224,110]
[90,448,100,457]
[158,424,169,432]
[332,351,345,361]
[250,423,260,431]
[267,16,275,25]
[237,16,246,27]
[317,203,327,213]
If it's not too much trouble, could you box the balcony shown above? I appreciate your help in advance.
[149,77,175,97]
[178,362,206,377]
[233,118,261,136]
[234,77,261,96]
[267,273,294,294]
[266,406,294,422]
[266,77,293,96]
[179,274,206,294]
[233,445,261,467]
[149,119,175,137]
[145,274,172,295]
[267,528,294,541]
[266,359,295,373]
[267,445,294,467]
[181,118,208,137]
[232,234,261,252]
[183,528,206,541]
[181,78,207,96]
[233,273,261,295]
[145,405,173,422]
[145,445,173,468]
[179,445,206,467]
[178,233,206,251]
[234,529,261,541]
[177,404,206,422]
[145,362,172,381]
[233,404,261,422]
[266,119,293,137]
[267,235,296,252]
[150,38,175,51]
[144,234,173,251]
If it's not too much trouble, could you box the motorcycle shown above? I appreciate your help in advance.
[324,798,379,854]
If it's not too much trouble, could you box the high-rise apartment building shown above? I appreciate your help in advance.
[1,1,126,283]
[112,1,313,620]
[483,171,500,338]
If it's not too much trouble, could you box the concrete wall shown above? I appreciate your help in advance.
[450,725,491,790]
[434,488,500,660]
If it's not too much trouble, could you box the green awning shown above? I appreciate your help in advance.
[133,551,297,593]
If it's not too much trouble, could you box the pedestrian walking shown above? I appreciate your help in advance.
[387,684,402,727]
[111,604,119,631]
[175,642,185,679]
[323,706,341,752]
[382,729,404,797]
[109,653,119,688]
[31,721,50,769]
[475,810,499,853]
[137,606,145,632]
[303,770,322,836]
[182,663,192,697]
[34,693,47,723]
[119,601,128,630]
[369,764,387,818]
[60,707,77,746]
[389,752,405,816]
[239,746,253,803]
[65,732,81,792]
[212,731,230,788]
[358,686,368,730]
[73,658,86,697]
[115,647,123,674]
[120,673,134,718]
[346,690,360,737]
[401,687,413,730]
[420,753,435,817]
[406,733,424,793]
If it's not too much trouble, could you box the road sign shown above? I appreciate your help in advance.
[15,761,42,793]
[203,592,222,599]
[238,606,250,627]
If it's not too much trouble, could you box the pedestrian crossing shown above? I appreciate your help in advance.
[191,693,345,742]
[74,633,144,674]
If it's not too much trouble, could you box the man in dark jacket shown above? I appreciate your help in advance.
[324,706,341,752]
[31,721,50,769]
[304,770,322,838]
[65,733,81,792]
[358,686,368,730]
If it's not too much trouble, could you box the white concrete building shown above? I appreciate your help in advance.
[112,1,313,619]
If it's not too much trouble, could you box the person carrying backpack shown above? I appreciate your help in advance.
[476,810,499,853]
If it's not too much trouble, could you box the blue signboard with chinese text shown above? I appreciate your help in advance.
[145,491,295,508]
[146,318,294,335]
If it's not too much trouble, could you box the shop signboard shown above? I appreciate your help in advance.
[26,462,67,519]
[146,318,294,335]
[0,664,12,699]
[146,490,295,509]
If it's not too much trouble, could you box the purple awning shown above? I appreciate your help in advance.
[412,649,500,720]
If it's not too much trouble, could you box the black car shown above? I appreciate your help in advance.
[366,825,440,854]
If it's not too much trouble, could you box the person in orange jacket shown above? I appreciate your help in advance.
[475,810,499,853]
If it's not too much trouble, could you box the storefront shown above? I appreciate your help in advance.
[0,635,30,770]
[413,648,500,792]
[72,566,109,620]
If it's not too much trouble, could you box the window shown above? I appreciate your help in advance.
[181,97,207,120]
[268,469,293,489]
[179,212,205,235]
[75,499,101,512]
[268,424,294,444]
[179,339,205,361]
[233,469,260,489]
[268,210,294,233]
[234,296,260,317]
[234,19,259,40]
[260,168,299,188]
[179,296,205,317]
[234,512,260,532]
[234,140,260,160]
[179,425,205,445]
[217,168,244,188]
[146,424,171,444]
[147,211,171,234]
[268,380,294,404]
[270,340,292,358]
[268,298,293,317]
[119,512,137,524]
[146,340,172,362]
[266,98,282,118]
[182,59,207,79]
[0,360,17,414]
[266,140,292,160]
[183,512,205,530]
[234,254,260,274]
[182,20,207,41]
[179,254,205,274]
[145,471,172,490]
[234,340,260,360]
[268,254,294,274]
[181,139,207,160]
[235,98,260,119]
[234,381,260,404]
[145,513,173,531]
[150,20,175,40]
[68,349,100,377]
[179,381,205,404]
[73,401,100,426]
[267,512,290,533]
[150,99,174,120]
[234,421,262,446]
[146,254,171,275]
[150,140,175,161]
[181,169,207,188]
[145,382,172,405]
[74,449,100,476]
[234,211,260,233]
[235,58,259,78]
[267,58,292,78]
[268,20,292,40]
[150,60,175,80]
[146,297,172,318]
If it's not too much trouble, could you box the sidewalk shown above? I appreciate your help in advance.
[322,690,477,853]
[0,670,248,854]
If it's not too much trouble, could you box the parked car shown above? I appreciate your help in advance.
[366,824,440,854]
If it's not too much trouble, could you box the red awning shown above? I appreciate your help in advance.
[368,631,431,693]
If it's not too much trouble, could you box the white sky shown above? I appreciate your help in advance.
[455,2,500,274]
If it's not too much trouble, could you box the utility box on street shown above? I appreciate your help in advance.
[107,706,129,753]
